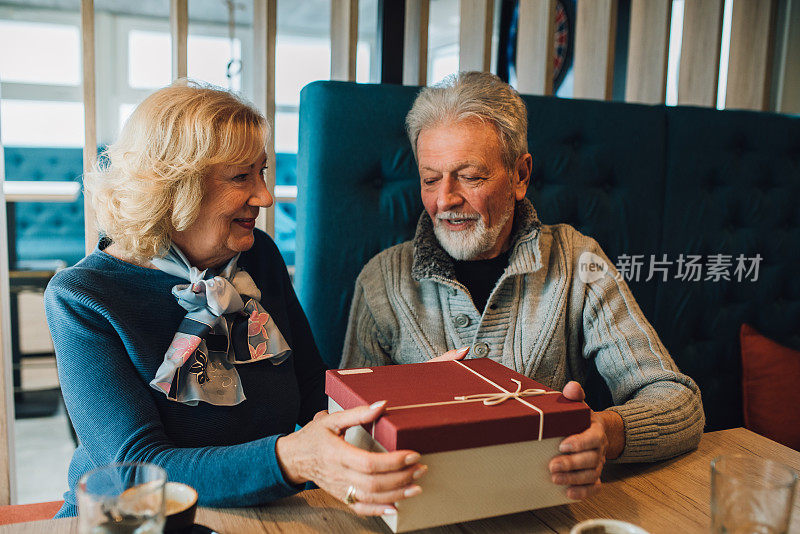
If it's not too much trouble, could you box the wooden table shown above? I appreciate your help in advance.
[4,428,799,533]
[3,181,81,203]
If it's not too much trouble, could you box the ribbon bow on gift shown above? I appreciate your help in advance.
[148,245,291,406]
[454,379,550,406]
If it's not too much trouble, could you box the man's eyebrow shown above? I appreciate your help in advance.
[420,162,488,173]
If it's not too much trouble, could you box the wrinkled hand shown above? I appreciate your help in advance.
[427,346,470,363]
[275,402,426,516]
[548,381,624,500]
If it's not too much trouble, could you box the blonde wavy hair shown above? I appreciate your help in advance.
[85,80,268,262]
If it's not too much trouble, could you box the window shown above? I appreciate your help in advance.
[189,34,242,91]
[0,20,80,86]
[430,44,459,85]
[664,0,733,108]
[0,16,83,146]
[127,30,171,89]
[275,36,331,106]
[428,0,460,84]
[0,100,84,147]
[128,30,242,91]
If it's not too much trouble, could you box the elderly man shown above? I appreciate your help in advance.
[340,71,704,499]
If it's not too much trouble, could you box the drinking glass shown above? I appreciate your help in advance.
[711,454,797,534]
[77,462,167,534]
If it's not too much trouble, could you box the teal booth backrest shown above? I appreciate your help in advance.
[296,81,800,432]
[4,146,86,267]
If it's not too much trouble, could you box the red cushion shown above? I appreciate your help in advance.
[0,500,63,525]
[740,324,800,451]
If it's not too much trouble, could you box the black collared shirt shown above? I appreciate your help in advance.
[453,249,512,313]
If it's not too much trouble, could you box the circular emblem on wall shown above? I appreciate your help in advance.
[552,0,572,91]
[507,0,575,93]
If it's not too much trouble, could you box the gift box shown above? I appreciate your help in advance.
[326,358,591,532]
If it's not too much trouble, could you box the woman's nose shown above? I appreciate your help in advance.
[250,174,274,208]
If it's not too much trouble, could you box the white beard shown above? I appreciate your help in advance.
[433,204,513,261]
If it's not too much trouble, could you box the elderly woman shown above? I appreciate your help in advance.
[44,82,428,518]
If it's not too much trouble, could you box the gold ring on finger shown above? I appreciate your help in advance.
[344,484,358,505]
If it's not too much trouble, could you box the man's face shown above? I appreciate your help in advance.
[417,119,530,260]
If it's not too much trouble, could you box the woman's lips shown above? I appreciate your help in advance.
[234,218,256,230]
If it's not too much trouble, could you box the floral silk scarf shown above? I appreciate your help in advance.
[149,245,291,406]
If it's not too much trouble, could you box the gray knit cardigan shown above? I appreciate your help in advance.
[341,199,705,462]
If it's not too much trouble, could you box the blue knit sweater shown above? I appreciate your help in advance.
[44,231,327,517]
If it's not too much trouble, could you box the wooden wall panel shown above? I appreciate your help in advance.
[516,0,556,95]
[625,0,671,104]
[403,0,429,86]
[573,0,618,100]
[775,0,800,113]
[0,80,16,508]
[331,0,359,81]
[725,0,778,110]
[677,0,724,107]
[459,0,494,72]
[82,0,98,254]
[170,0,188,80]
[253,0,277,236]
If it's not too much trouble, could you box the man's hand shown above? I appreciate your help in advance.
[548,381,625,500]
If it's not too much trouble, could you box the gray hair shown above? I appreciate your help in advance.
[405,71,528,170]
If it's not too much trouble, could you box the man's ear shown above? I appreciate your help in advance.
[513,153,533,201]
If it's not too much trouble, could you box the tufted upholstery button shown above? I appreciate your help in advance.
[454,314,470,328]
[473,342,489,357]
[730,134,748,154]
[562,132,582,148]
[448,287,457,296]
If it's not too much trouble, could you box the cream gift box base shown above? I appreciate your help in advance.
[329,399,574,533]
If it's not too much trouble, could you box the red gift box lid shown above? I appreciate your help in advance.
[326,358,591,454]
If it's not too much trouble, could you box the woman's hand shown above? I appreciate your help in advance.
[427,346,470,362]
[547,381,625,500]
[275,401,426,516]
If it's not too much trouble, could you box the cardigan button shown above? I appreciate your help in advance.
[454,314,470,328]
[473,342,489,357]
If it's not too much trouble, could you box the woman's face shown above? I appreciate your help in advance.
[172,150,272,269]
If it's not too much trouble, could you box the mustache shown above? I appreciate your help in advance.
[435,211,481,221]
